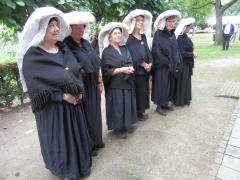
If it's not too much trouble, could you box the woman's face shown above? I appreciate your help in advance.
[184,25,192,33]
[134,16,144,30]
[109,28,122,45]
[44,19,60,42]
[165,17,176,31]
[70,24,86,41]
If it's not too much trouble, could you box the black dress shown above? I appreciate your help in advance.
[151,28,182,107]
[101,45,137,132]
[22,44,92,179]
[126,34,152,116]
[64,36,104,149]
[175,33,194,105]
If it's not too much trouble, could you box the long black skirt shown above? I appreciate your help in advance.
[173,63,192,106]
[151,67,171,106]
[134,75,150,115]
[83,74,103,149]
[35,101,92,179]
[106,88,137,131]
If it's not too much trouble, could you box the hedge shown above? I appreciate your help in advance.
[0,62,26,107]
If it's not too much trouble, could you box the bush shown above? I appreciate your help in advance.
[0,62,25,107]
[0,26,27,107]
[0,25,17,44]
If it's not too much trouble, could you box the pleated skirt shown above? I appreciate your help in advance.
[134,74,150,115]
[83,74,103,148]
[151,67,171,106]
[106,88,137,131]
[173,63,192,106]
[34,101,92,179]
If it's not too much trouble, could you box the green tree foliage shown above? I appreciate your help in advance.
[0,0,26,29]
[0,0,86,30]
[224,1,240,15]
[165,0,212,29]
[0,0,238,32]
[59,0,166,23]
[0,0,192,28]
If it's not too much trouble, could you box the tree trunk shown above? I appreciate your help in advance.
[215,8,223,45]
[214,0,223,45]
[214,0,239,45]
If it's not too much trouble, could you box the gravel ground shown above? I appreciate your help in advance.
[0,57,240,180]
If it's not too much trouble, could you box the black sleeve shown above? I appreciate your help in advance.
[101,49,114,95]
[151,33,171,67]
[101,50,115,76]
[177,36,193,59]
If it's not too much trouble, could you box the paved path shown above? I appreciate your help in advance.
[216,101,240,180]
[216,81,240,99]
[214,82,240,180]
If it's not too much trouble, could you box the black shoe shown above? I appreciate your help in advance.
[91,149,98,157]
[138,113,148,121]
[114,131,127,139]
[80,170,91,178]
[138,116,146,121]
[94,142,105,150]
[161,105,174,111]
[156,106,167,116]
[141,113,148,120]
[127,127,136,134]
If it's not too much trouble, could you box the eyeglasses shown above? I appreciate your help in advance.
[79,24,86,28]
[71,24,87,29]
[166,20,176,24]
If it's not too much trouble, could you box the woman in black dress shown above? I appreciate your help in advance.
[123,9,153,121]
[99,22,137,139]
[64,11,104,154]
[175,17,197,106]
[152,10,182,116]
[17,7,91,180]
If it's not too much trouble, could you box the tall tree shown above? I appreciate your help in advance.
[214,0,239,45]
[224,0,240,15]
[168,0,212,29]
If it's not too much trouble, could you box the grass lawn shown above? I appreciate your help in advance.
[189,33,240,60]
[194,44,240,60]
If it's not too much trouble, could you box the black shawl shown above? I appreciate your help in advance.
[64,36,101,73]
[126,34,153,75]
[23,42,84,112]
[177,33,194,72]
[101,45,133,94]
[152,28,182,71]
